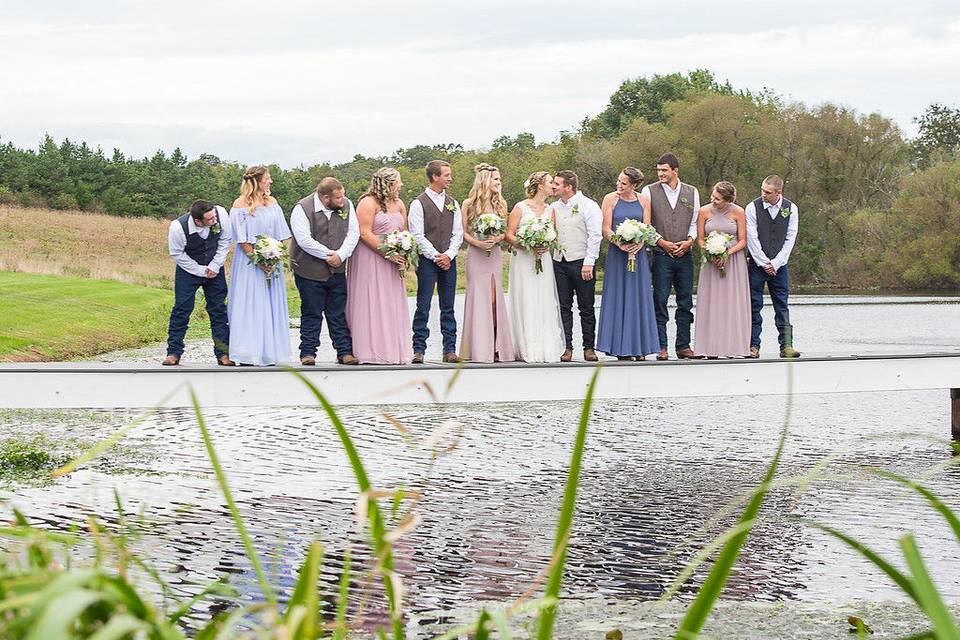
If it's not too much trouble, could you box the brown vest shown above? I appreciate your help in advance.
[290,194,350,282]
[648,182,696,248]
[417,191,455,253]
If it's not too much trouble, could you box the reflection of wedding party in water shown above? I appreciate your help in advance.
[164,154,801,368]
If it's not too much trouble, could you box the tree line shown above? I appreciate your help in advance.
[1,70,958,290]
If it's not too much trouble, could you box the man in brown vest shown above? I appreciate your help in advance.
[289,177,360,365]
[409,160,463,363]
[640,153,700,360]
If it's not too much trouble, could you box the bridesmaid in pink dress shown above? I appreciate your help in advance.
[459,163,516,363]
[345,168,413,364]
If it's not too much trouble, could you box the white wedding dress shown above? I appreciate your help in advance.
[508,203,566,363]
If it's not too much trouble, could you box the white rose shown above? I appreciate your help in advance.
[545,227,557,242]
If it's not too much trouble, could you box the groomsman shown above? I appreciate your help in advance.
[640,153,700,360]
[745,175,801,358]
[289,177,360,365]
[409,160,464,364]
[163,199,233,366]
[551,170,602,362]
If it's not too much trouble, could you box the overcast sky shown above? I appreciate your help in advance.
[2,0,958,167]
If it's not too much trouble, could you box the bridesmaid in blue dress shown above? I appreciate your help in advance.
[597,167,660,360]
[228,165,293,366]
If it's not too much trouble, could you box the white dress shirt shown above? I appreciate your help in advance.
[168,206,232,277]
[551,191,603,266]
[408,187,464,261]
[745,196,800,271]
[289,194,360,262]
[640,181,701,240]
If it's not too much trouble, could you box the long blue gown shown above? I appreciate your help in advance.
[596,198,660,357]
[228,203,292,365]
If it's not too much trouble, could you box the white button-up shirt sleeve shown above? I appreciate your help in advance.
[408,197,440,261]
[583,195,603,266]
[209,206,232,274]
[168,218,209,278]
[290,203,333,261]
[336,200,361,262]
[687,188,701,240]
[744,200,770,265]
[771,202,799,271]
[444,200,463,260]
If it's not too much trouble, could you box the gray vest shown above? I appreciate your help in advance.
[290,194,350,282]
[753,196,794,260]
[647,182,696,250]
[417,192,455,253]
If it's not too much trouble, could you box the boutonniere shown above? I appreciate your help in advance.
[680,196,691,208]
[779,206,791,219]
[570,204,580,216]
[338,207,349,220]
[445,202,457,213]
[210,222,222,234]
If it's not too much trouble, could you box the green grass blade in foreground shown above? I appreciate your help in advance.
[673,365,793,640]
[899,535,960,640]
[333,549,352,640]
[86,614,151,640]
[535,365,601,640]
[189,387,276,606]
[289,369,404,639]
[284,540,323,638]
[806,521,919,601]
[871,469,960,545]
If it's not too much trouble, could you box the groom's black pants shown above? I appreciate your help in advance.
[554,257,596,350]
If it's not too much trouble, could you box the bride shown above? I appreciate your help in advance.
[506,171,566,363]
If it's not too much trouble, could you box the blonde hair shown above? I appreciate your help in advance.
[462,163,507,226]
[714,181,737,203]
[524,171,551,199]
[362,167,401,212]
[240,165,271,212]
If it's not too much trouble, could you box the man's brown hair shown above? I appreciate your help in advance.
[316,177,344,198]
[426,160,451,181]
[555,170,579,192]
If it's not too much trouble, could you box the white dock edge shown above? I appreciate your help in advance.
[1,354,959,409]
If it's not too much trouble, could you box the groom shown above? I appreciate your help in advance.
[551,171,602,362]
[409,160,464,364]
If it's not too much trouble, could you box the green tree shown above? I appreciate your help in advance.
[912,103,960,167]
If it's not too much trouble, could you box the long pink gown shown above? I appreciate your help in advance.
[459,243,516,363]
[345,210,412,364]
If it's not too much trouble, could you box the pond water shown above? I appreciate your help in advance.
[2,296,960,638]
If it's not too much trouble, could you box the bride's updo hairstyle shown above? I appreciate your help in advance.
[463,163,507,224]
[363,167,402,212]
[240,164,271,211]
[523,171,551,198]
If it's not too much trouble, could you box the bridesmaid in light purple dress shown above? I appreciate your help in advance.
[694,181,751,358]
[345,168,413,364]
[459,163,516,363]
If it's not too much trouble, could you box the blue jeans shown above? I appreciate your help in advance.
[412,257,458,354]
[651,250,694,350]
[748,261,793,349]
[295,273,352,358]
[166,267,229,357]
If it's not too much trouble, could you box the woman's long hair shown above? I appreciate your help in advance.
[462,162,507,226]
[362,167,401,212]
[240,165,271,211]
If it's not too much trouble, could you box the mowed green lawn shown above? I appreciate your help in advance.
[0,271,204,361]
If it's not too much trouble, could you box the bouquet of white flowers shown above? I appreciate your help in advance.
[250,234,289,287]
[379,230,420,277]
[702,230,734,278]
[515,214,562,274]
[471,213,506,256]
[610,219,660,272]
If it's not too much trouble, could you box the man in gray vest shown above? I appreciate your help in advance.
[163,199,233,366]
[551,170,602,362]
[409,160,464,364]
[289,177,360,365]
[640,153,700,360]
[745,175,801,358]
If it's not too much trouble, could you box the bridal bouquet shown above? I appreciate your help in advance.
[515,214,562,274]
[611,219,660,272]
[250,234,289,287]
[702,230,734,278]
[379,230,420,277]
[472,213,506,256]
